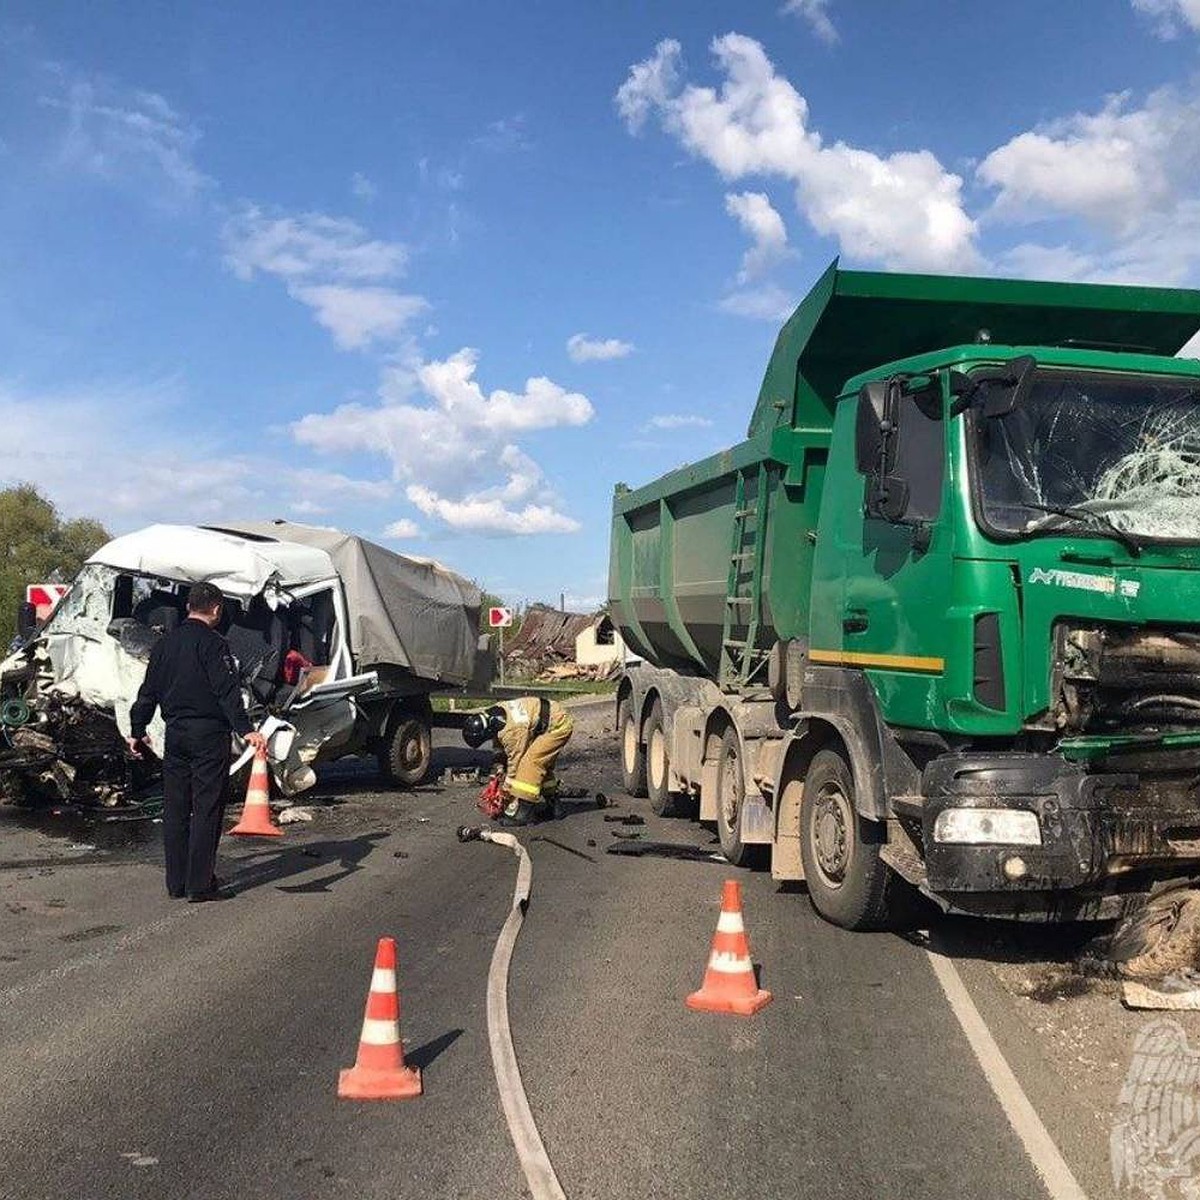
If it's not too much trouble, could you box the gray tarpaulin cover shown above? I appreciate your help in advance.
[211,521,482,686]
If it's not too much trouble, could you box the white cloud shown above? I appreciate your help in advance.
[566,333,635,362]
[782,0,839,44]
[222,205,426,352]
[222,206,407,282]
[41,77,210,202]
[289,284,428,350]
[645,414,713,430]
[1133,0,1200,37]
[978,88,1198,233]
[351,171,378,201]
[719,282,798,322]
[292,349,592,535]
[616,35,979,272]
[0,381,261,528]
[725,191,791,282]
[383,518,423,539]
[406,486,580,535]
[285,469,393,502]
[979,85,1200,287]
[0,380,418,535]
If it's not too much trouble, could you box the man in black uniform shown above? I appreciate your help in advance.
[126,582,267,901]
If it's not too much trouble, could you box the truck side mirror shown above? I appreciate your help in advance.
[15,602,37,643]
[855,381,888,475]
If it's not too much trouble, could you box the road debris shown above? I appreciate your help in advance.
[609,829,642,840]
[606,840,725,863]
[277,807,314,825]
[1122,974,1200,1010]
[531,835,596,863]
[1104,885,1200,980]
[603,813,644,825]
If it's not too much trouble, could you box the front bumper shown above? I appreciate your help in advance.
[918,752,1200,920]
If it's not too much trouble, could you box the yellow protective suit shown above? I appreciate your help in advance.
[495,697,573,806]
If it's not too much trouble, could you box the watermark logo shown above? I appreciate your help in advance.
[1112,1018,1200,1195]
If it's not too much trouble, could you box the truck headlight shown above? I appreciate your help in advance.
[933,808,1042,846]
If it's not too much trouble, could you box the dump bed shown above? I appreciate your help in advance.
[609,260,1200,681]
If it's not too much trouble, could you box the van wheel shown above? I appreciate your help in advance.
[379,717,432,788]
[799,748,900,930]
[618,698,647,797]
[714,726,767,868]
[644,700,682,816]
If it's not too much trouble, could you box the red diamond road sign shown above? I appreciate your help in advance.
[26,584,69,621]
[488,606,514,629]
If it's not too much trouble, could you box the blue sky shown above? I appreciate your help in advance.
[2,0,1200,607]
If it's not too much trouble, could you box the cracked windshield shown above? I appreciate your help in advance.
[975,370,1200,541]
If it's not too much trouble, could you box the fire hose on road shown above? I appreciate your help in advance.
[457,825,567,1200]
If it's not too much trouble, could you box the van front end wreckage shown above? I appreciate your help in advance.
[0,522,489,808]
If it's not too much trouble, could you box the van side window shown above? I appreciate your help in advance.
[894,390,944,522]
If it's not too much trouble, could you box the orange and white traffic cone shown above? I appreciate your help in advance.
[338,936,423,1100]
[228,749,282,838]
[686,879,772,1016]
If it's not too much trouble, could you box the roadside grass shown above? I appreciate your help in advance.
[431,680,616,712]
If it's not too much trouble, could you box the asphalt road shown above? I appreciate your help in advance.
[0,705,1115,1199]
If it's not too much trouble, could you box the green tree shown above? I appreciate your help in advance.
[0,485,111,646]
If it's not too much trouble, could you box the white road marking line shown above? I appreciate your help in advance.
[479,830,567,1200]
[924,946,1089,1200]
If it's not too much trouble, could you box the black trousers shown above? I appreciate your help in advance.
[161,723,232,897]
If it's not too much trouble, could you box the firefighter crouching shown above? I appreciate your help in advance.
[462,697,573,826]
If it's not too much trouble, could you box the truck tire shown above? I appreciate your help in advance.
[644,699,683,816]
[618,698,647,797]
[799,748,900,931]
[378,716,432,788]
[714,725,766,868]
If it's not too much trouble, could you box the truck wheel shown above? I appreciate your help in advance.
[618,698,647,797]
[799,748,899,931]
[714,726,766,868]
[644,700,682,816]
[378,717,432,788]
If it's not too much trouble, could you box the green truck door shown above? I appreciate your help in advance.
[817,388,951,729]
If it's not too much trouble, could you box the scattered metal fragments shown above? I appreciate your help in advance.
[531,835,596,863]
[606,840,726,863]
[609,829,642,841]
[1106,886,1200,981]
[550,784,591,800]
[603,814,645,826]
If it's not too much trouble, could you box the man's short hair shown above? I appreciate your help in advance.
[186,582,224,613]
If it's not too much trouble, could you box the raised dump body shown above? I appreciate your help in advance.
[610,261,1200,690]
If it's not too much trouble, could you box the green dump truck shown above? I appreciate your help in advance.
[609,261,1200,929]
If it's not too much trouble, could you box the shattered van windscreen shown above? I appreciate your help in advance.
[973,368,1200,541]
[42,564,116,638]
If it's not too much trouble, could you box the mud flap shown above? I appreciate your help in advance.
[739,794,774,844]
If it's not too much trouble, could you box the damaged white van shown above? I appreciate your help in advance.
[0,521,490,806]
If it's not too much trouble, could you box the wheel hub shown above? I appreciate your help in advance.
[813,783,851,885]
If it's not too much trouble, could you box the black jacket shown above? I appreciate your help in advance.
[129,618,253,739]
